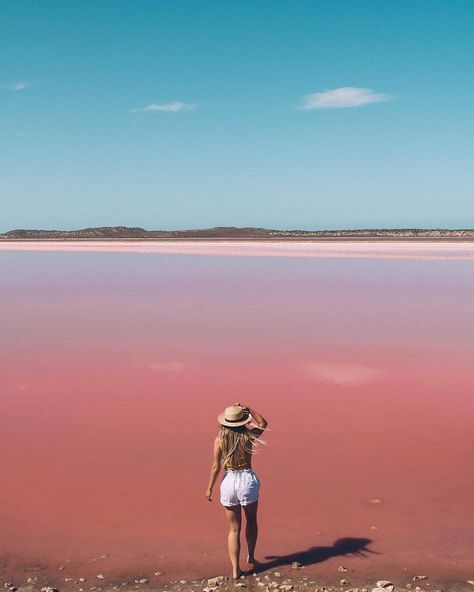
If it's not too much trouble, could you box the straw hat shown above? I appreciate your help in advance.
[218,404,251,427]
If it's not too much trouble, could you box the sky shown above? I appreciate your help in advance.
[1,0,473,232]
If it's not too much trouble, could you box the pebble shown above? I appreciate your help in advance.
[235,585,246,589]
[412,577,427,582]
[339,580,349,585]
[41,588,58,592]
[274,574,282,578]
[370,499,383,504]
[96,575,105,580]
[376,582,394,591]
[337,566,348,572]
[279,586,293,591]
[155,573,163,577]
[207,578,224,586]
[291,562,303,569]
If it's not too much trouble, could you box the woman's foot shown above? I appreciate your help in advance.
[232,569,242,580]
[246,556,259,572]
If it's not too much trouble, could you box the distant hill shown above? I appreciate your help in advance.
[0,226,149,239]
[1,226,473,240]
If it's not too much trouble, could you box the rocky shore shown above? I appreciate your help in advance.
[3,563,474,592]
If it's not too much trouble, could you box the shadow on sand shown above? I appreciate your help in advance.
[252,537,377,574]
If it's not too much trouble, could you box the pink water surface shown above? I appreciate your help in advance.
[1,243,473,584]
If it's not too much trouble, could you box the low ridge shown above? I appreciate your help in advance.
[1,226,473,240]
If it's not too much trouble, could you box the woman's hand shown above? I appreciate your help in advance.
[235,402,249,412]
[205,488,213,502]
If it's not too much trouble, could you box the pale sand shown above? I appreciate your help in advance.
[1,240,474,260]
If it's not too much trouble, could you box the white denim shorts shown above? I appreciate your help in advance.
[220,468,261,507]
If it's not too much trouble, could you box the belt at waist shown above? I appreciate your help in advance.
[225,464,252,471]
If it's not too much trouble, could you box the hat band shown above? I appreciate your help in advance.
[225,413,248,423]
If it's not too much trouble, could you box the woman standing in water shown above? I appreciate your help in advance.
[205,404,268,579]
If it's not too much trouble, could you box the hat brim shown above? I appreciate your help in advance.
[217,410,251,427]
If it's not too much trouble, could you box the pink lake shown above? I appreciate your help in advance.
[1,242,473,585]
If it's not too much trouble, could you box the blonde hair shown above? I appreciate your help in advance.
[219,425,264,467]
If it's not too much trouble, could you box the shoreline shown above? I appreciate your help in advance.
[3,548,474,592]
[3,561,474,592]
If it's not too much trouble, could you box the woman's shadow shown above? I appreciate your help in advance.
[252,537,377,573]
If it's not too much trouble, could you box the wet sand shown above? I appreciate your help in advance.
[3,560,474,592]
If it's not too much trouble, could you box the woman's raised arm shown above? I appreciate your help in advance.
[237,404,268,429]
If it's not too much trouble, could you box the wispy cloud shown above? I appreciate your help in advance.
[146,361,185,373]
[130,101,197,113]
[307,362,384,386]
[6,81,30,91]
[301,87,390,110]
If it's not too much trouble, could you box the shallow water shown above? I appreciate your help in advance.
[1,242,474,582]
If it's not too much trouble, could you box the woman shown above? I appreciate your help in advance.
[205,403,268,579]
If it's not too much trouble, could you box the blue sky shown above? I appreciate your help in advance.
[1,0,473,231]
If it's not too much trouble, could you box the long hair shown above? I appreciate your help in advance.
[219,425,264,467]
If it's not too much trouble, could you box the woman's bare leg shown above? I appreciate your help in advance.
[224,505,242,579]
[243,501,258,566]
